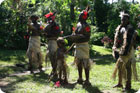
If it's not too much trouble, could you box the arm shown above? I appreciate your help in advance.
[112,26,120,50]
[120,26,134,56]
[68,25,90,42]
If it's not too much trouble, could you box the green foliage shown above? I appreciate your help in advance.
[129,4,140,28]
[89,26,105,45]
[94,0,109,32]
[0,0,140,49]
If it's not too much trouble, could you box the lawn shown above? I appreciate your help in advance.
[0,45,140,93]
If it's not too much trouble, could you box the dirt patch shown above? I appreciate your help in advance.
[0,79,9,87]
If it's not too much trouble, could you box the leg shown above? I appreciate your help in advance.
[59,69,62,82]
[49,52,57,77]
[37,53,43,72]
[83,59,91,85]
[63,63,68,84]
[28,51,34,74]
[77,59,83,84]
[125,60,132,90]
[29,58,34,74]
[113,62,123,88]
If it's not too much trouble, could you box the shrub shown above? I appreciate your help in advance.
[101,36,113,48]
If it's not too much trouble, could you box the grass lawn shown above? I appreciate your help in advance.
[0,45,140,93]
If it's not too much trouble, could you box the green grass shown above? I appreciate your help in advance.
[0,46,140,93]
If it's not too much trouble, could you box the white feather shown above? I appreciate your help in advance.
[119,11,125,18]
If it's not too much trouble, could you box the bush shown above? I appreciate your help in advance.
[101,36,113,48]
[89,26,105,45]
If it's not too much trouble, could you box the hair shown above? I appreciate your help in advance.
[30,15,39,20]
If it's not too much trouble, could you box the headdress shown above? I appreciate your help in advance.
[119,11,129,19]
[79,6,90,20]
[44,12,56,21]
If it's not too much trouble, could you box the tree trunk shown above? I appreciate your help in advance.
[132,0,134,4]
[70,0,75,21]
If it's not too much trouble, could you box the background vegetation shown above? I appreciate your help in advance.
[0,0,140,92]
[0,0,140,49]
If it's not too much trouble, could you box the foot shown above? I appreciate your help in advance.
[84,80,91,86]
[63,79,68,84]
[58,78,63,83]
[77,78,83,84]
[122,87,131,92]
[39,68,43,72]
[30,70,34,74]
[113,84,123,88]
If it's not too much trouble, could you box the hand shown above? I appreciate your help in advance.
[112,46,116,51]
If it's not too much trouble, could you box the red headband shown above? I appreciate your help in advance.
[44,12,54,18]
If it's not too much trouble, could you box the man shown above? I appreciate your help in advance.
[44,12,60,78]
[65,7,91,85]
[112,11,138,91]
[26,15,43,73]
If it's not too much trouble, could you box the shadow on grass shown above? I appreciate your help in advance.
[1,75,30,93]
[60,82,102,93]
[128,89,137,93]
[93,54,116,65]
[33,72,100,92]
[1,72,50,93]
[0,49,26,63]
[32,72,50,84]
[60,82,77,89]
[0,65,27,79]
[83,85,102,93]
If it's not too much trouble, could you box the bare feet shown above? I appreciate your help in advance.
[30,70,34,74]
[84,80,91,86]
[113,84,123,88]
[122,87,131,92]
[77,78,83,84]
[63,79,68,84]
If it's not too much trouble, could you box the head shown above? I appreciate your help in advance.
[30,15,39,23]
[78,6,90,22]
[119,12,130,26]
[44,12,56,23]
[57,37,66,48]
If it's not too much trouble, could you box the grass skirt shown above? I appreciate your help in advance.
[26,36,42,69]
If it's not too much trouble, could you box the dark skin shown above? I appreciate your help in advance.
[113,16,130,88]
[44,16,60,78]
[27,17,43,73]
[76,14,91,85]
[63,9,91,85]
[57,41,68,84]
[28,18,42,36]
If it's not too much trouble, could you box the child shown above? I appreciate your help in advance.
[56,37,68,84]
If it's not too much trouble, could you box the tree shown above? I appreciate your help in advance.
[94,0,109,33]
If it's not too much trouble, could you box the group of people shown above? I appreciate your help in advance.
[26,7,91,85]
[26,6,139,92]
